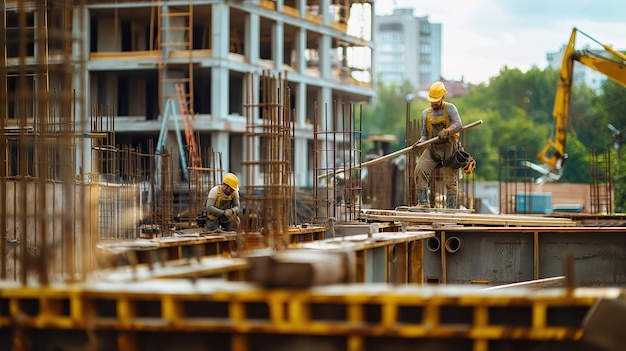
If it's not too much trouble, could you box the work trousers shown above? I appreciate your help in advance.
[206,215,240,231]
[414,146,458,196]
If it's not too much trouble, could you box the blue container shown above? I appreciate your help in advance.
[516,193,552,214]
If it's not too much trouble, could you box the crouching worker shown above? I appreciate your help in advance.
[205,173,241,231]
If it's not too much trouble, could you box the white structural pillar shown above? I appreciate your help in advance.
[211,2,230,120]
[295,81,308,187]
[273,20,284,71]
[320,0,331,26]
[212,131,230,173]
[297,0,307,17]
[296,27,306,74]
[320,86,333,171]
[246,12,260,66]
[211,3,231,175]
[73,6,91,175]
[293,26,308,187]
[320,34,331,80]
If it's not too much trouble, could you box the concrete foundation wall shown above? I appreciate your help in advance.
[422,227,626,287]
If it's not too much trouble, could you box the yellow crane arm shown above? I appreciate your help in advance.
[538,27,626,175]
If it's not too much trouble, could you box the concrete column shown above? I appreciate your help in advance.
[273,21,284,70]
[244,73,261,184]
[295,138,308,187]
[320,34,331,79]
[211,3,229,119]
[295,81,308,187]
[73,6,91,174]
[296,27,306,73]
[297,0,306,17]
[212,131,230,172]
[246,12,260,66]
[320,0,331,26]
[160,6,175,101]
[320,87,333,170]
[297,81,306,126]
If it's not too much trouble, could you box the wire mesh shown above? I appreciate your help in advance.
[313,100,363,223]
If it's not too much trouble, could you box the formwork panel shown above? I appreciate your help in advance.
[539,231,626,286]
[447,231,535,285]
[421,227,626,286]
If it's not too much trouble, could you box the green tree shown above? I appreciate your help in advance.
[561,136,591,183]
[568,83,610,152]
[360,79,415,150]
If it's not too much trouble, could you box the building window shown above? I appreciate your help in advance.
[380,53,401,62]
[379,33,403,42]
[379,23,403,31]
[381,63,404,73]
[391,44,404,52]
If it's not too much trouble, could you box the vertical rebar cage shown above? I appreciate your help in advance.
[1,0,95,283]
[241,71,294,253]
[313,100,363,223]
[590,149,613,214]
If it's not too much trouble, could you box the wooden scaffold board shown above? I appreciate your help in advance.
[360,209,576,227]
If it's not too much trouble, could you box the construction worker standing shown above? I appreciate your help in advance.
[413,81,463,209]
[205,173,241,231]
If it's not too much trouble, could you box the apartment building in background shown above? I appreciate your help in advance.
[3,0,375,188]
[373,8,441,89]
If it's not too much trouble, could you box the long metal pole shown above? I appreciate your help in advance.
[318,119,484,180]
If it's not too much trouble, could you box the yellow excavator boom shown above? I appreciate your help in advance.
[537,27,626,175]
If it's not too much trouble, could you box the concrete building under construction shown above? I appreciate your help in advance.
[3,0,375,187]
[2,2,626,351]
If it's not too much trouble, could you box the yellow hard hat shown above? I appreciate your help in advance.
[223,173,239,191]
[427,81,447,102]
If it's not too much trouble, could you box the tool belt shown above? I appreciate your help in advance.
[431,142,472,170]
[444,148,471,169]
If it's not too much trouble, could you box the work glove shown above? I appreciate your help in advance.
[224,208,236,220]
[231,206,241,215]
[412,141,425,155]
[438,129,449,140]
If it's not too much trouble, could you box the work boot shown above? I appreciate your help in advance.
[446,195,457,209]
[410,189,430,210]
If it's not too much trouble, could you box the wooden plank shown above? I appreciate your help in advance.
[360,209,576,227]
[92,257,249,282]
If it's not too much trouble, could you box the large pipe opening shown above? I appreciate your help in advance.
[445,236,463,253]
[426,236,441,252]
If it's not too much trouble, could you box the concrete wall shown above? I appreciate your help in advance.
[422,227,626,287]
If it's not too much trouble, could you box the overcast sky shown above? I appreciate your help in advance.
[374,0,626,85]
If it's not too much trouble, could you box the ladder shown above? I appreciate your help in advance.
[157,0,194,115]
[175,83,200,170]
